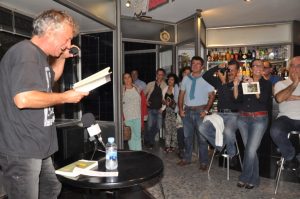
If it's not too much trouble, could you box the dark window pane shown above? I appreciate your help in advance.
[81,32,113,121]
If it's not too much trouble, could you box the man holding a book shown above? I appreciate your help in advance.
[0,10,88,199]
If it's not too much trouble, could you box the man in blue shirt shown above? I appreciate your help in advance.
[131,69,147,92]
[177,56,215,171]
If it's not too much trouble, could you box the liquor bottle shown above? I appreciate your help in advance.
[274,48,279,60]
[256,48,260,60]
[242,63,246,77]
[238,48,243,60]
[234,49,239,60]
[264,48,268,60]
[252,49,256,60]
[247,49,252,60]
[242,47,247,60]
[259,48,265,60]
[225,48,231,61]
[230,49,234,60]
[207,51,212,62]
[245,63,251,77]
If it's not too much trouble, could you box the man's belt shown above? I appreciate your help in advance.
[239,111,268,117]
[185,105,206,110]
[218,109,238,113]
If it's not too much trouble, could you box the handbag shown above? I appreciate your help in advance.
[123,125,132,141]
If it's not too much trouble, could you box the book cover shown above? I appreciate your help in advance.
[55,159,98,177]
[73,67,112,92]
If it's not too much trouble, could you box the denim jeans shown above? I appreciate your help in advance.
[199,112,238,156]
[144,109,162,145]
[238,115,268,186]
[182,108,208,164]
[0,154,61,199]
[270,116,300,160]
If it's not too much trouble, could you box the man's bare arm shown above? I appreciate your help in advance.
[14,90,88,109]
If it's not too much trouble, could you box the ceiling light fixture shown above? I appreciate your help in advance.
[244,0,252,2]
[125,0,131,8]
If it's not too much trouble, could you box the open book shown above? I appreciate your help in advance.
[73,67,111,92]
[55,159,119,178]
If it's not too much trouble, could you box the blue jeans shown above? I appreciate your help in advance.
[199,113,238,156]
[238,115,268,186]
[145,109,162,145]
[270,116,300,160]
[182,108,208,164]
[0,154,61,199]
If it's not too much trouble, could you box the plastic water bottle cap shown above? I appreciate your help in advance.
[108,137,114,143]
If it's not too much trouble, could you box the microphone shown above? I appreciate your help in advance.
[69,46,79,56]
[81,113,105,149]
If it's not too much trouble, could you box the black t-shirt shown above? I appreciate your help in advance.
[203,66,239,111]
[148,83,163,109]
[0,40,57,159]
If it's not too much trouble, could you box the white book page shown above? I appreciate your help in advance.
[73,67,111,92]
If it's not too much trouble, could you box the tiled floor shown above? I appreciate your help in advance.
[144,144,300,199]
[1,142,299,199]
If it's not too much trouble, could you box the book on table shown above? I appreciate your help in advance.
[55,159,98,177]
[55,159,119,178]
[73,67,112,92]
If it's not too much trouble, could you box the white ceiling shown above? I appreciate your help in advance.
[0,0,300,32]
[121,0,300,28]
[0,0,109,33]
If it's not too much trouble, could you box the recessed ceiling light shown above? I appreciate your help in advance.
[244,0,252,2]
[125,0,131,8]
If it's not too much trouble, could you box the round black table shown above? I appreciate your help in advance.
[57,150,165,198]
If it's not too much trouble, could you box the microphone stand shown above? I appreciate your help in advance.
[90,134,105,160]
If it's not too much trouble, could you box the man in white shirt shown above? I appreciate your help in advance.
[271,56,300,170]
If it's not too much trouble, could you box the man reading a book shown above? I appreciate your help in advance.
[0,9,88,199]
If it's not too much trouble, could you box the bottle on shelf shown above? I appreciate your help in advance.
[105,137,118,170]
[242,47,247,60]
[225,48,231,61]
[264,48,269,60]
[234,49,239,61]
[245,62,251,77]
[252,48,256,60]
[230,49,234,60]
[241,63,247,77]
[255,47,260,60]
[207,51,212,62]
[238,48,243,60]
[259,48,265,60]
[247,49,252,60]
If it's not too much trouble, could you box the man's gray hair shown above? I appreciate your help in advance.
[32,9,78,36]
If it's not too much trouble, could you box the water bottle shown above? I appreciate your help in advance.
[105,137,118,170]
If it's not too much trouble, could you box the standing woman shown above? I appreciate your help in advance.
[123,73,142,150]
[233,59,272,189]
[162,73,179,152]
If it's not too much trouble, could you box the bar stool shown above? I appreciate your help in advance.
[208,141,243,180]
[274,131,300,195]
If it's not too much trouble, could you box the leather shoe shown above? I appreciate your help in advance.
[177,160,191,166]
[199,163,208,171]
[237,181,245,188]
[245,184,255,189]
